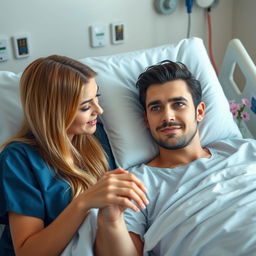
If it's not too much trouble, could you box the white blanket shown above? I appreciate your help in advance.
[61,209,98,256]
[62,163,256,256]
[144,163,256,255]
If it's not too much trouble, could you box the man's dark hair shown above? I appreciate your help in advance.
[136,60,202,110]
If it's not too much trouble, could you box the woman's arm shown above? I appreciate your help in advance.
[94,168,148,256]
[9,168,147,256]
[9,199,88,256]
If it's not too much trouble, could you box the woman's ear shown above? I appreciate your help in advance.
[196,102,205,122]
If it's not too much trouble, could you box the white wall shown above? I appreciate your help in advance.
[0,0,233,73]
[233,0,256,64]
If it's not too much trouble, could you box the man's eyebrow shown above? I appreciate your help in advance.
[146,96,188,108]
[147,100,162,108]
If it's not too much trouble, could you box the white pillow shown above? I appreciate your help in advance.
[0,71,22,145]
[81,37,241,168]
[0,38,241,167]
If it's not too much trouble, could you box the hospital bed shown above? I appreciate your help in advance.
[219,39,256,139]
[81,37,256,169]
[0,37,256,253]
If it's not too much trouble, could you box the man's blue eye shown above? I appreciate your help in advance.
[175,102,185,107]
[151,106,160,111]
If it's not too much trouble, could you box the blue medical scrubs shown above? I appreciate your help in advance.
[0,142,71,255]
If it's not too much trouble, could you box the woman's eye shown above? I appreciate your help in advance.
[80,106,91,112]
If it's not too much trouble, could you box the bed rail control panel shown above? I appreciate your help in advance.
[12,35,30,59]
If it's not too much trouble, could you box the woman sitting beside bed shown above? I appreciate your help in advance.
[0,56,148,256]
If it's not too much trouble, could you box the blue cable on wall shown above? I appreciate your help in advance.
[185,0,194,38]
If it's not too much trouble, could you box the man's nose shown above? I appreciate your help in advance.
[162,106,175,122]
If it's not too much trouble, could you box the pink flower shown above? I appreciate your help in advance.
[241,111,250,121]
[229,101,240,112]
[228,98,250,122]
[242,98,251,107]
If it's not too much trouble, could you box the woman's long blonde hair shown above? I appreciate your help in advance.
[2,55,108,197]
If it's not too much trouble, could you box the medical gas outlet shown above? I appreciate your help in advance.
[155,0,177,15]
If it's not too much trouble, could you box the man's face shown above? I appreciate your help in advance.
[144,79,205,150]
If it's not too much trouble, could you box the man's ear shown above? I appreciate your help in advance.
[196,102,205,122]
[144,111,149,128]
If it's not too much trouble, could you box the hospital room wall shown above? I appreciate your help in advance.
[0,0,233,73]
[233,0,256,65]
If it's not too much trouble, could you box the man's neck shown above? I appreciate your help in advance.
[148,137,211,169]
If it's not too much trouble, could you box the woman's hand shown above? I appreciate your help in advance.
[94,169,146,256]
[76,168,148,221]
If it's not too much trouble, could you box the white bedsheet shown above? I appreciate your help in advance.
[61,209,98,256]
[144,163,256,255]
[62,164,256,256]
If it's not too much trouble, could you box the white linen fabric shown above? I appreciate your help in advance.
[61,209,98,256]
[124,138,256,256]
[81,37,241,168]
[60,138,256,256]
[0,72,22,145]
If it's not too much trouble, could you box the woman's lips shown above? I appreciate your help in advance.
[88,119,97,126]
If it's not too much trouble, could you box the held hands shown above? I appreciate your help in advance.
[79,168,148,222]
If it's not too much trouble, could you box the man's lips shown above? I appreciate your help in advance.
[156,122,184,132]
[160,126,181,133]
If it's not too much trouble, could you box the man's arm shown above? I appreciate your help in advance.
[94,207,143,256]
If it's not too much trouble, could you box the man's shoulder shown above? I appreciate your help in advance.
[207,138,255,148]
[207,138,256,158]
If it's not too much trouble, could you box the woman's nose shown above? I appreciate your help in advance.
[93,101,104,115]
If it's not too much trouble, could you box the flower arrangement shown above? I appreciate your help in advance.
[228,98,251,126]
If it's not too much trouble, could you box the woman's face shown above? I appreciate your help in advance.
[67,78,103,139]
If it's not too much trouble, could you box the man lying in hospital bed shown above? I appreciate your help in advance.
[1,37,256,255]
[65,37,256,255]
[95,60,256,256]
